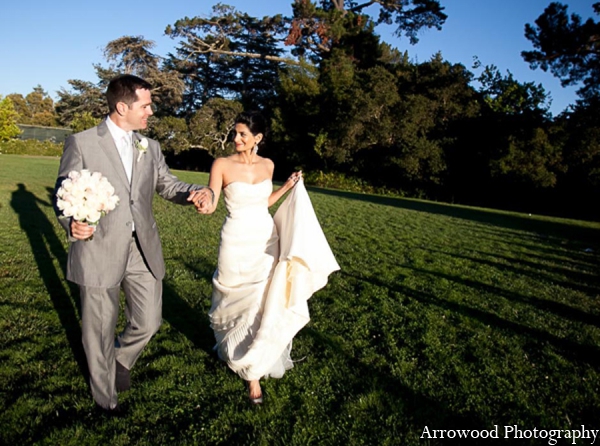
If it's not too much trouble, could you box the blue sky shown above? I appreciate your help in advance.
[0,1,595,116]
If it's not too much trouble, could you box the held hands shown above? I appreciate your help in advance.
[188,187,215,214]
[70,219,95,240]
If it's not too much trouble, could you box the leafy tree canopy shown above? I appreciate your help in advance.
[103,36,185,114]
[7,86,59,127]
[522,2,600,101]
[188,98,243,157]
[165,4,290,64]
[0,96,22,141]
[475,61,550,116]
[69,112,102,133]
[164,1,446,65]
[287,0,446,61]
[55,79,106,126]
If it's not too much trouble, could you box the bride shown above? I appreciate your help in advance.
[196,111,339,404]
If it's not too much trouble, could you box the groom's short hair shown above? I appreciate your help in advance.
[106,74,153,113]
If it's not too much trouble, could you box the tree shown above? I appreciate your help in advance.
[228,16,287,110]
[188,98,243,157]
[270,60,322,172]
[491,128,563,190]
[520,3,600,215]
[151,116,191,154]
[7,86,60,127]
[6,94,28,122]
[102,36,185,115]
[0,96,22,141]
[165,5,286,112]
[55,79,106,126]
[475,63,550,116]
[164,49,229,116]
[103,35,159,75]
[56,36,185,127]
[522,2,600,102]
[449,63,561,210]
[158,1,449,164]
[316,49,402,164]
[379,54,480,196]
[286,0,446,61]
[70,112,102,133]
[165,1,446,65]
[165,4,293,65]
[552,98,600,219]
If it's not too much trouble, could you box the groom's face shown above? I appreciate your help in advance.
[122,88,153,131]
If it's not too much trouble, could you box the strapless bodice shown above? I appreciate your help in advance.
[223,180,271,219]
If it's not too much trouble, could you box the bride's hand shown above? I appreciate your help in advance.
[285,171,302,190]
[188,187,214,214]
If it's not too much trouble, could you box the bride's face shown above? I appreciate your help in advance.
[233,123,262,153]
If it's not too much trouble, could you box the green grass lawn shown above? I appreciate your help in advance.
[1,154,599,445]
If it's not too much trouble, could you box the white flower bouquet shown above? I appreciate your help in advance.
[56,169,120,240]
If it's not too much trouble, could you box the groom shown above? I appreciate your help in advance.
[53,74,212,415]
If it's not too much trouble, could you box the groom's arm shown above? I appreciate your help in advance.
[153,140,211,205]
[53,135,82,242]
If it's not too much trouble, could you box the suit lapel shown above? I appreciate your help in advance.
[97,121,130,192]
[131,133,143,192]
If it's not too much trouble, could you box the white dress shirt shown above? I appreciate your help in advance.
[106,116,133,184]
[106,116,135,232]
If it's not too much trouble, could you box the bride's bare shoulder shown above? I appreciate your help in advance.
[259,156,274,169]
[213,156,235,166]
[210,157,234,177]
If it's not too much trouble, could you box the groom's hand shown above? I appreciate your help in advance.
[188,188,214,214]
[197,200,211,213]
[71,219,95,240]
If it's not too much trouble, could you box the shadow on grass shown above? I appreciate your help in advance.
[162,279,215,355]
[302,326,490,436]
[312,187,600,246]
[159,257,223,356]
[314,269,600,437]
[9,184,87,381]
[4,185,92,444]
[5,185,220,443]
[447,219,599,265]
[351,269,600,369]
[424,246,600,304]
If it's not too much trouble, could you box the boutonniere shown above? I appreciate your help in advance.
[134,138,148,162]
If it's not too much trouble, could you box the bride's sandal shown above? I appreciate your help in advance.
[250,394,263,405]
[247,381,263,405]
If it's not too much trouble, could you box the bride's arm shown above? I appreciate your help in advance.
[201,158,226,214]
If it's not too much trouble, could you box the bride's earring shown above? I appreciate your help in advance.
[252,143,258,155]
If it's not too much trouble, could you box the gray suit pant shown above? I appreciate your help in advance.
[79,235,162,409]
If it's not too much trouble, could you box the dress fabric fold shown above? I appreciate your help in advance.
[209,179,339,381]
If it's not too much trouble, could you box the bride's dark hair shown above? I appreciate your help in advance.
[234,111,268,148]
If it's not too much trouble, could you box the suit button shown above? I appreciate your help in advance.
[130,200,134,205]
[126,222,131,226]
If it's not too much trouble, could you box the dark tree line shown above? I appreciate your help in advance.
[6,1,600,220]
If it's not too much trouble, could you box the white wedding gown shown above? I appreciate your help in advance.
[209,179,340,381]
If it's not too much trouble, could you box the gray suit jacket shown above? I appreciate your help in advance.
[54,120,202,288]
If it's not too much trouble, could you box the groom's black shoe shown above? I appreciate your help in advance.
[95,403,127,418]
[116,361,131,392]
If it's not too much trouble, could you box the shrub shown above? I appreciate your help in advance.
[304,170,404,197]
[0,139,63,157]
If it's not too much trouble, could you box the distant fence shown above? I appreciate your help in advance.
[17,124,72,144]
